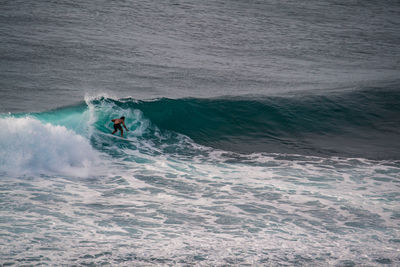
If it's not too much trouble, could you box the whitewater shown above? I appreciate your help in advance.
[1,94,399,266]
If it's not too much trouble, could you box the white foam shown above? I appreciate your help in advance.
[0,117,99,176]
[84,92,117,103]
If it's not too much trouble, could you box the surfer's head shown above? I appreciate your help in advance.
[120,116,125,120]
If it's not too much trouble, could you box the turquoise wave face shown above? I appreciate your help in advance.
[5,87,399,160]
[84,88,400,159]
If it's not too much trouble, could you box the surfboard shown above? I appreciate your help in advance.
[97,131,131,141]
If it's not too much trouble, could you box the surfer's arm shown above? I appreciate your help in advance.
[111,119,116,122]
[123,122,129,131]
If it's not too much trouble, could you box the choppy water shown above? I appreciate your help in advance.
[1,0,400,266]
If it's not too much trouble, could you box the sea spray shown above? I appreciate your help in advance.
[0,117,99,176]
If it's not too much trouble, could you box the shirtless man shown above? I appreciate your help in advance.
[111,116,129,137]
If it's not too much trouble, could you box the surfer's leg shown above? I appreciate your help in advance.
[112,124,119,135]
[120,129,124,138]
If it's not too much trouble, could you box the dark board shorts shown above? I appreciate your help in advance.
[114,124,123,131]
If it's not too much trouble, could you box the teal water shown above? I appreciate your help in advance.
[91,87,400,159]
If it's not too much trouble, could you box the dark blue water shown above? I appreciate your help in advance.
[1,0,400,265]
[1,0,399,112]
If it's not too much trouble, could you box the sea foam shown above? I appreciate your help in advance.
[0,117,98,176]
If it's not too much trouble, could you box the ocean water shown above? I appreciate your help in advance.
[1,0,400,266]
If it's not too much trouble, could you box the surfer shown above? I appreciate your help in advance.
[111,116,129,137]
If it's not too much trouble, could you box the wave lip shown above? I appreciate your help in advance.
[0,117,99,176]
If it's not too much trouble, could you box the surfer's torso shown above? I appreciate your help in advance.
[113,118,124,125]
